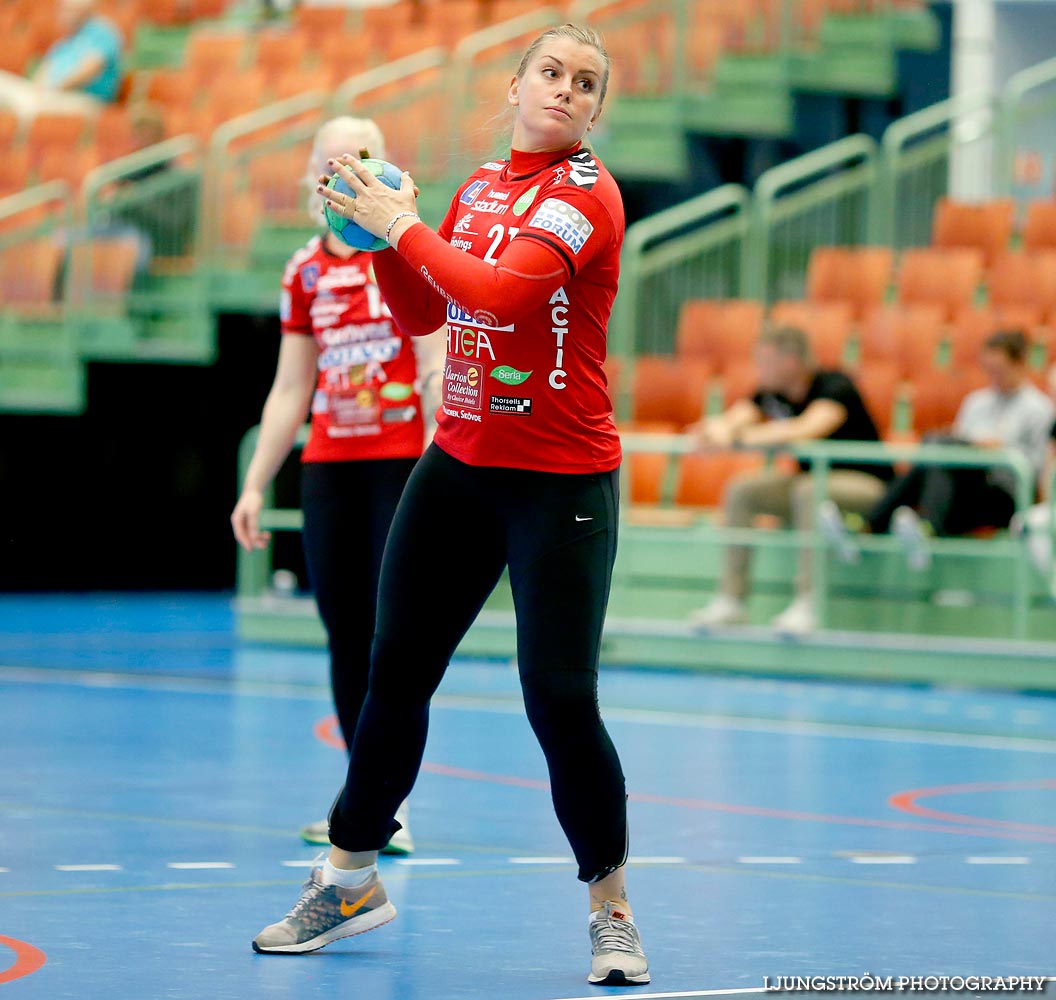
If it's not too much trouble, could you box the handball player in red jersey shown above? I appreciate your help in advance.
[232,117,443,857]
[252,26,649,986]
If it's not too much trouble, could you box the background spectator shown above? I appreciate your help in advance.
[689,325,890,634]
[822,330,1055,570]
[0,0,122,122]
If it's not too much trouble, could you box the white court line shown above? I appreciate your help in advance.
[54,864,122,871]
[393,858,461,866]
[737,857,802,864]
[629,856,687,864]
[849,856,917,864]
[434,696,1056,755]
[165,862,235,870]
[0,867,9,873]
[280,860,318,868]
[549,988,767,1000]
[966,856,1031,864]
[5,666,1056,754]
[510,856,575,865]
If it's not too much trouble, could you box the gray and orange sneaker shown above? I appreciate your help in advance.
[587,902,650,985]
[252,860,396,954]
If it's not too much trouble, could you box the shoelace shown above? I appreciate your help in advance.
[592,916,641,955]
[285,873,327,920]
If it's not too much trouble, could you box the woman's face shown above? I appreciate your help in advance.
[508,37,605,152]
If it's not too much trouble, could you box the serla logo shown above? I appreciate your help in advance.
[512,185,540,216]
[491,365,532,386]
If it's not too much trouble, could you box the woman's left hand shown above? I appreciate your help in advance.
[318,156,418,239]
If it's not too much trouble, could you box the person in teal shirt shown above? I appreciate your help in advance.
[34,0,122,101]
[0,0,122,122]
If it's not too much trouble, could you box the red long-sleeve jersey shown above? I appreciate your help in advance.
[372,143,624,474]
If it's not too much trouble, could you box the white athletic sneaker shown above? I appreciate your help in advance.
[892,506,931,571]
[771,594,817,634]
[381,801,414,856]
[816,499,862,564]
[300,799,414,855]
[689,594,748,629]
[252,857,396,954]
[587,902,650,985]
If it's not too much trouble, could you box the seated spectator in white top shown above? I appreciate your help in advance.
[822,330,1055,572]
[0,0,122,123]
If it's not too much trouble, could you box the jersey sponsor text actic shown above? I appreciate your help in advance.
[281,236,423,463]
[432,145,623,474]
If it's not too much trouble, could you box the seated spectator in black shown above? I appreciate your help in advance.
[820,330,1055,570]
[689,325,892,634]
[0,0,122,123]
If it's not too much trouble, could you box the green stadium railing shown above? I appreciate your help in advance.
[205,90,330,312]
[333,47,455,227]
[877,92,996,251]
[0,182,84,414]
[569,0,693,180]
[746,133,880,303]
[79,135,211,362]
[449,9,566,177]
[997,54,1056,206]
[610,183,750,370]
[233,426,1056,688]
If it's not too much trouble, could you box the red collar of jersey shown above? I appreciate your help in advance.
[505,142,583,181]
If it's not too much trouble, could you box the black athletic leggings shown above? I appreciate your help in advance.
[329,443,628,883]
[301,458,418,746]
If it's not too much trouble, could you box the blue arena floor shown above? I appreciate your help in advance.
[0,594,1053,999]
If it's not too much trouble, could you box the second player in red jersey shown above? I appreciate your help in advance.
[281,236,423,463]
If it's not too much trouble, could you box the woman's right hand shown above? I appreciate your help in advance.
[231,489,270,552]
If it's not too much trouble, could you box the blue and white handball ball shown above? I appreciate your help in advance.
[324,157,404,251]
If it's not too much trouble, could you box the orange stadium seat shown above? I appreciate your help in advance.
[66,236,140,305]
[768,300,854,368]
[987,251,1056,316]
[858,304,945,375]
[316,31,375,83]
[908,368,988,436]
[948,305,1042,370]
[674,450,766,509]
[185,31,247,79]
[1022,201,1056,252]
[675,298,765,369]
[35,147,100,188]
[0,147,31,197]
[630,356,713,428]
[931,197,1015,265]
[26,112,92,163]
[254,29,309,77]
[0,109,20,148]
[805,245,894,320]
[0,33,34,75]
[852,360,903,436]
[896,247,984,320]
[0,240,64,306]
[94,107,138,162]
[627,451,670,506]
[219,189,260,251]
[715,358,758,409]
[427,0,486,44]
[248,149,310,216]
[142,67,197,109]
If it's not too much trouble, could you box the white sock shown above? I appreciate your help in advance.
[321,860,376,888]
